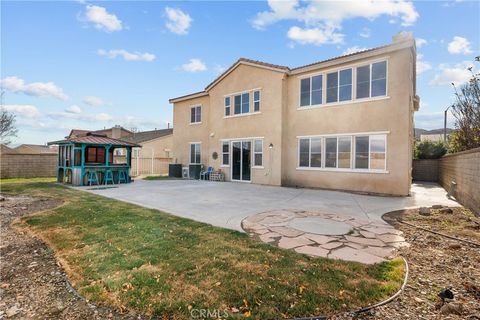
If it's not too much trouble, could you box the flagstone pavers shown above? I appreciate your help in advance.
[242,209,408,264]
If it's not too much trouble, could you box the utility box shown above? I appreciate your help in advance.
[189,164,202,180]
[169,164,182,178]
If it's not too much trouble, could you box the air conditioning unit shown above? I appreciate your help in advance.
[182,167,189,179]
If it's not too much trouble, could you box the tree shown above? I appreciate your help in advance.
[0,109,18,145]
[449,56,480,152]
[415,140,447,159]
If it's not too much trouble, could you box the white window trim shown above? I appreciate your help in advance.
[253,90,261,112]
[326,67,353,104]
[357,61,389,99]
[190,105,202,124]
[252,139,263,168]
[189,142,201,164]
[224,88,261,118]
[221,141,230,167]
[297,132,388,173]
[298,58,389,109]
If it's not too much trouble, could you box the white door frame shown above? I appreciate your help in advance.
[230,140,251,182]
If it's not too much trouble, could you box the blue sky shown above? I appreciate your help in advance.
[2,0,479,145]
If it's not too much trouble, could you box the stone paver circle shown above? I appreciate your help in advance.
[241,209,408,264]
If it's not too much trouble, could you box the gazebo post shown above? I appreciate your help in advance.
[80,144,86,186]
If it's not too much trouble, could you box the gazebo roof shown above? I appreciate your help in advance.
[48,133,140,147]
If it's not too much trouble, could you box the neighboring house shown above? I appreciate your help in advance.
[14,144,58,154]
[169,32,419,196]
[415,128,453,142]
[1,144,17,154]
[68,125,132,139]
[122,128,174,158]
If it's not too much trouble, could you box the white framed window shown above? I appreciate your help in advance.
[253,139,263,167]
[190,143,201,164]
[356,61,387,99]
[326,68,352,104]
[253,90,261,112]
[224,97,231,116]
[222,141,229,166]
[233,92,250,115]
[300,74,323,107]
[298,133,387,172]
[190,105,201,123]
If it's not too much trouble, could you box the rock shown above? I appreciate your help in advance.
[414,297,424,303]
[6,305,20,318]
[439,207,453,214]
[432,205,444,209]
[440,303,463,315]
[448,243,461,250]
[0,196,5,201]
[419,207,431,216]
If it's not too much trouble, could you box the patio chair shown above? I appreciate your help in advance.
[200,166,214,180]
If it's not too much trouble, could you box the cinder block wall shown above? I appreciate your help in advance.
[0,153,57,178]
[439,147,480,215]
[412,159,439,182]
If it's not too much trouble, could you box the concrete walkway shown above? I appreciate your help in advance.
[79,180,459,232]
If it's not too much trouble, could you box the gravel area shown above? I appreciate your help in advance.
[0,194,147,319]
[331,206,480,320]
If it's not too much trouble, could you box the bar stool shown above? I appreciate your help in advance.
[87,170,99,186]
[104,170,114,185]
[118,170,128,184]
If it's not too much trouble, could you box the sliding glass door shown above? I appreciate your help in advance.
[231,141,251,182]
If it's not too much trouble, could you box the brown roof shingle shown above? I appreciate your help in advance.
[122,129,173,144]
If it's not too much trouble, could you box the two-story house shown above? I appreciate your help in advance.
[169,32,419,196]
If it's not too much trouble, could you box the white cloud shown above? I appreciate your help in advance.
[2,104,40,118]
[165,7,192,35]
[83,96,104,107]
[447,36,472,54]
[415,111,455,130]
[48,111,113,122]
[416,54,432,74]
[97,49,156,62]
[122,115,168,129]
[342,46,368,55]
[359,27,371,38]
[415,38,427,48]
[213,64,227,74]
[430,61,474,86]
[252,0,418,45]
[287,25,344,46]
[0,76,68,101]
[181,58,207,72]
[85,5,123,32]
[65,105,82,114]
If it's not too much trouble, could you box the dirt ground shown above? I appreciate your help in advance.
[0,194,147,319]
[341,206,480,320]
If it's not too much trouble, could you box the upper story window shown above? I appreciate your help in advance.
[356,61,387,99]
[299,60,388,108]
[300,75,322,107]
[225,89,261,117]
[327,69,352,103]
[253,90,261,112]
[224,97,231,116]
[190,105,201,123]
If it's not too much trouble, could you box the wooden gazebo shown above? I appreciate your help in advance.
[48,133,140,186]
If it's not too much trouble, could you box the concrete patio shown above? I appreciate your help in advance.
[80,180,459,232]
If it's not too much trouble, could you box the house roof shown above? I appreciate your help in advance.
[1,144,17,154]
[68,129,90,138]
[122,128,173,144]
[15,144,58,154]
[67,126,132,138]
[169,36,415,103]
[49,133,140,147]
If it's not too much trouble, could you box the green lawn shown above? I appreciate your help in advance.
[2,181,404,319]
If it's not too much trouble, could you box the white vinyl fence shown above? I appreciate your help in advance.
[130,157,173,176]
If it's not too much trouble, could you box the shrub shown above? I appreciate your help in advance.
[415,140,447,159]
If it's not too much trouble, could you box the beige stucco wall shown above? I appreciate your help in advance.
[282,47,414,195]
[138,135,173,158]
[171,41,416,195]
